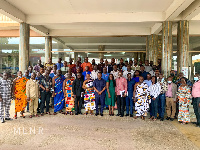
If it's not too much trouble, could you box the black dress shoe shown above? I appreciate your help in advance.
[125,114,129,116]
[95,113,99,116]
[170,118,174,121]
[166,117,170,120]
[120,115,124,117]
[191,122,197,124]
[100,114,103,116]
[157,116,161,119]
[75,113,78,115]
[160,118,164,121]
[5,118,13,120]
[130,114,133,117]
[116,114,120,116]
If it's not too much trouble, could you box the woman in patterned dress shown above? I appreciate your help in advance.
[177,77,192,125]
[13,71,29,119]
[63,72,75,115]
[133,76,150,120]
[82,74,95,115]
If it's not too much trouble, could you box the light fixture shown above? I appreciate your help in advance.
[104,54,112,56]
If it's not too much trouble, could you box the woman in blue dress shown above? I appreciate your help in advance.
[52,70,65,115]
[132,70,140,83]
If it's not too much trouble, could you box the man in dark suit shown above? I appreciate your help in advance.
[72,73,84,115]
[104,60,113,73]
[98,58,105,72]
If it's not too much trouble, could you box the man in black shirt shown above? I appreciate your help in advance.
[72,73,84,115]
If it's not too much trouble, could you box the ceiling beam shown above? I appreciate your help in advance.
[165,0,195,20]
[0,0,25,22]
[27,12,163,24]
[52,50,146,53]
[30,25,49,36]
[49,27,151,36]
[182,0,200,20]
[151,0,195,34]
[65,43,146,46]
[73,49,145,51]
[151,23,162,34]
[53,37,73,50]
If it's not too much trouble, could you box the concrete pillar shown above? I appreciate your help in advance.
[162,21,173,78]
[177,20,189,74]
[147,34,158,65]
[98,45,105,59]
[133,52,138,61]
[74,52,78,63]
[19,23,30,73]
[140,52,145,64]
[45,36,52,63]
[188,52,194,80]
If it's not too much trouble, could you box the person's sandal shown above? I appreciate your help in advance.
[29,115,32,118]
[53,112,57,115]
[13,115,17,119]
[35,114,40,117]
[48,112,51,115]
[20,115,25,118]
[141,116,145,120]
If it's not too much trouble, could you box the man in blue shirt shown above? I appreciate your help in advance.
[126,73,135,117]
[102,67,109,81]
[56,58,64,70]
[144,74,152,87]
[82,66,91,80]
[23,70,31,79]
[93,72,106,116]
[140,65,149,80]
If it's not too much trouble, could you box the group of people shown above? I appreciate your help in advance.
[0,57,199,128]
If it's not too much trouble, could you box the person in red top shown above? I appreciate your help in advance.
[68,58,76,73]
[115,71,127,117]
[81,57,93,72]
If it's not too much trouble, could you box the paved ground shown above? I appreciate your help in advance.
[0,103,199,150]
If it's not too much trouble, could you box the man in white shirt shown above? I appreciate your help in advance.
[144,60,152,73]
[149,65,156,76]
[110,65,119,80]
[132,59,140,71]
[91,65,99,80]
[123,64,134,79]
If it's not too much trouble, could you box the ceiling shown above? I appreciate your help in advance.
[1,0,200,36]
[1,0,200,55]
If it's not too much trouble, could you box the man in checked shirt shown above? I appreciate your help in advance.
[0,72,13,123]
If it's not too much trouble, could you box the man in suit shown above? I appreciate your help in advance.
[72,73,84,115]
[93,72,106,116]
[103,60,112,73]
[165,76,177,121]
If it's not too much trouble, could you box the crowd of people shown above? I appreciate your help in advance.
[0,57,199,128]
